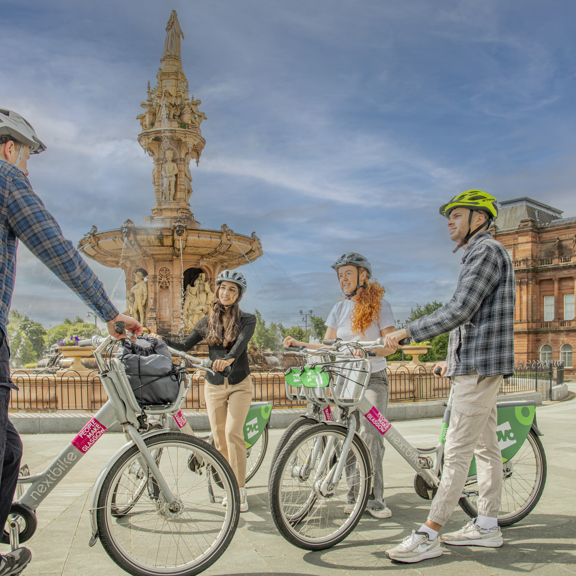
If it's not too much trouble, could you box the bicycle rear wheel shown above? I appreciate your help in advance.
[97,432,240,576]
[269,423,371,550]
[458,428,547,526]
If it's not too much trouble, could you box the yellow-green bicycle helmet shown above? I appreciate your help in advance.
[439,190,499,219]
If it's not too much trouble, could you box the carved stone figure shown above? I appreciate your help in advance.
[163,11,185,60]
[182,274,215,331]
[555,237,561,256]
[162,150,178,202]
[131,270,148,326]
[183,158,193,201]
[190,98,207,126]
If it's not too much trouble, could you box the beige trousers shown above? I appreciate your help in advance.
[204,376,253,487]
[429,372,503,526]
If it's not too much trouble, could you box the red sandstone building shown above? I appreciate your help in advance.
[493,198,575,376]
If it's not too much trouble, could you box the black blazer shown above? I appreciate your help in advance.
[164,310,256,385]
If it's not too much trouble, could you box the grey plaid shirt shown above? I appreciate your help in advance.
[407,231,515,377]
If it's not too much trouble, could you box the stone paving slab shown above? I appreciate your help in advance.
[5,385,575,576]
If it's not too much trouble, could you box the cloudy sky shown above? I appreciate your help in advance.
[2,0,576,330]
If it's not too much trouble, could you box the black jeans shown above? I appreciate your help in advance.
[0,330,23,535]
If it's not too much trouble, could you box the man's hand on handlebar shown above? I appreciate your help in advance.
[433,361,448,378]
[107,314,143,339]
[383,328,409,350]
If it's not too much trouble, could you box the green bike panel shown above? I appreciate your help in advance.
[468,402,535,477]
[243,402,273,448]
[284,367,329,389]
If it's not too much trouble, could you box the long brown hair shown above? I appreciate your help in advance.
[205,286,242,347]
[350,273,385,336]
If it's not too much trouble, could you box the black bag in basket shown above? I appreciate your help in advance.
[120,336,186,406]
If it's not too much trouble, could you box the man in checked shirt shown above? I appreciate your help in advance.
[384,190,515,564]
[0,109,142,575]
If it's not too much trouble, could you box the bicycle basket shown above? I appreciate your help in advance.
[120,337,187,406]
[330,359,371,403]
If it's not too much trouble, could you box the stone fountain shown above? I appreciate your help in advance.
[78,11,262,338]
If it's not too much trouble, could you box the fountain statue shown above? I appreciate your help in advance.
[78,11,263,338]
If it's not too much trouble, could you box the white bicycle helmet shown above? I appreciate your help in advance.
[0,109,46,154]
[216,270,248,294]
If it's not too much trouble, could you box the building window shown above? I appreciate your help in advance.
[505,248,513,261]
[540,344,553,363]
[560,344,573,368]
[564,294,575,320]
[543,296,554,321]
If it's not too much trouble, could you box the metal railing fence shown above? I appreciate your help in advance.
[8,360,565,412]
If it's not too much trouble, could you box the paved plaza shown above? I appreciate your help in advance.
[7,386,576,576]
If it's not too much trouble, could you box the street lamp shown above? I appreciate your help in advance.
[300,309,314,343]
[86,312,98,335]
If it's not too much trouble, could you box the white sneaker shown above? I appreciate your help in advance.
[386,531,442,563]
[240,487,249,513]
[344,504,392,519]
[368,506,392,519]
[441,520,503,547]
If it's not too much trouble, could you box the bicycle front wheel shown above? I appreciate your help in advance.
[270,416,318,466]
[246,426,269,483]
[269,423,371,550]
[97,432,240,576]
[459,428,547,526]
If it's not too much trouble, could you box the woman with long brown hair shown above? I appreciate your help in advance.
[284,253,396,519]
[161,270,255,512]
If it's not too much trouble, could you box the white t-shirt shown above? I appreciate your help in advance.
[325,297,395,372]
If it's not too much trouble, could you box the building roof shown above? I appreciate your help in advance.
[496,197,565,231]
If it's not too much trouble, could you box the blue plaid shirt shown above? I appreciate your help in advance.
[407,231,516,378]
[0,159,119,340]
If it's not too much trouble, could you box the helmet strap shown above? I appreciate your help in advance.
[15,145,25,168]
[452,210,491,253]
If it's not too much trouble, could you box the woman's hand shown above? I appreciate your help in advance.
[213,357,234,372]
[283,336,300,348]
[353,349,363,358]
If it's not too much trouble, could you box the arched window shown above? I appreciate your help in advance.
[540,344,553,363]
[560,344,573,368]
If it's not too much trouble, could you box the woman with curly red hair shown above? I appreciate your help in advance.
[283,253,396,519]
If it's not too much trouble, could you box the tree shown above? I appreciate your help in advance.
[45,316,100,348]
[251,310,283,350]
[282,326,306,342]
[7,310,46,368]
[311,316,327,341]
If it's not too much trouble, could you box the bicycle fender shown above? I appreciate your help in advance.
[243,402,273,448]
[88,428,168,545]
[530,422,543,437]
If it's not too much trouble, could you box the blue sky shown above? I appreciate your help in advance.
[2,0,576,330]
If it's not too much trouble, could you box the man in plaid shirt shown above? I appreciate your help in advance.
[384,190,515,564]
[0,109,142,575]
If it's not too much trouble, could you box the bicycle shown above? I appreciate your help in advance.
[269,337,547,550]
[5,326,241,576]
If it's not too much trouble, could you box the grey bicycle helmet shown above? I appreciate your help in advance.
[216,270,248,294]
[331,253,372,278]
[0,109,47,154]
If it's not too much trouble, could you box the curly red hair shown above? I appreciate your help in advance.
[350,277,385,336]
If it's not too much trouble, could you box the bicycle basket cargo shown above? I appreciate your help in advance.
[120,337,186,406]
